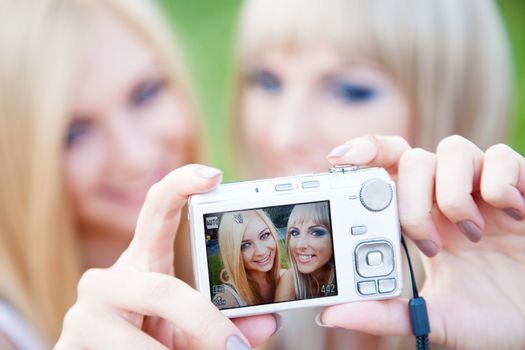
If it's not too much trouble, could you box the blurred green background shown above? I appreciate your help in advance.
[159,0,524,181]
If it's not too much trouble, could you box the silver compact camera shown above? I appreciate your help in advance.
[188,167,403,318]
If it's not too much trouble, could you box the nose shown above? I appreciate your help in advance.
[268,87,312,153]
[254,241,267,257]
[295,234,309,250]
[108,113,158,176]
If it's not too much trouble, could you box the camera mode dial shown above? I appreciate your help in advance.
[359,179,393,212]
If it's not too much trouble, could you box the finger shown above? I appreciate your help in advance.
[56,304,168,350]
[435,136,485,242]
[232,314,279,348]
[318,299,444,345]
[397,148,441,257]
[482,144,525,220]
[327,135,411,173]
[119,164,222,270]
[78,269,252,350]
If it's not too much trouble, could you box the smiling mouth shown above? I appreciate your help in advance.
[254,253,272,265]
[297,254,316,263]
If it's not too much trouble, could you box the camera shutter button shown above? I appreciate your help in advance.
[359,179,393,212]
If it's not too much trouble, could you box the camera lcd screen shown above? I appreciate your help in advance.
[203,200,338,310]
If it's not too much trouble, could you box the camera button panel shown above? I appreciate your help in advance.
[301,180,320,189]
[355,241,394,278]
[359,179,393,212]
[351,225,368,235]
[274,183,293,192]
[357,281,377,295]
[378,278,396,293]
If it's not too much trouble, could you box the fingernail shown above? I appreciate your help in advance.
[314,313,337,328]
[415,239,439,257]
[456,220,482,242]
[225,335,251,350]
[272,313,283,335]
[196,166,222,179]
[503,208,523,221]
[328,144,352,158]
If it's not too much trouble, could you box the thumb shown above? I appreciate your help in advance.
[318,298,442,343]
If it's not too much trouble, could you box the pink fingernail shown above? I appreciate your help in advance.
[456,220,482,242]
[272,314,283,335]
[415,239,439,257]
[503,208,523,221]
[314,313,337,328]
[196,166,222,179]
[226,335,251,350]
[328,145,352,158]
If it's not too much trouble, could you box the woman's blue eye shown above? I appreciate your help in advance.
[131,79,165,107]
[250,70,281,94]
[311,227,329,237]
[289,228,300,237]
[330,81,377,103]
[66,119,91,146]
[260,231,270,240]
[240,242,251,251]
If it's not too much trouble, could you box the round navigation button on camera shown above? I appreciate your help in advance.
[355,241,395,278]
[359,179,393,212]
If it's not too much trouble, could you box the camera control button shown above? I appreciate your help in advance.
[355,241,395,278]
[275,183,293,192]
[351,225,368,235]
[301,180,320,189]
[357,281,377,295]
[378,278,396,293]
[359,179,393,212]
[366,251,383,266]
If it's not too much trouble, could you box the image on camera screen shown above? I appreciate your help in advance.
[203,200,338,310]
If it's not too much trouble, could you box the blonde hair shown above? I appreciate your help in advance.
[0,0,201,345]
[286,203,334,299]
[218,210,281,305]
[234,0,512,152]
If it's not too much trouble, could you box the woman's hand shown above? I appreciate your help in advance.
[320,135,525,350]
[55,164,277,350]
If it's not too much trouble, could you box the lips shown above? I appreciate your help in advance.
[296,254,316,264]
[254,252,272,265]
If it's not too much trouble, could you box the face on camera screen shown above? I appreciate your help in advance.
[203,200,338,310]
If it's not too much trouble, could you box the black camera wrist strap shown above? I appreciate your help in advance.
[401,235,431,350]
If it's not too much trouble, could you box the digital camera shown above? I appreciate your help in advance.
[188,167,403,318]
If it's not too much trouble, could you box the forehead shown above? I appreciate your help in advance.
[71,8,155,112]
[243,214,268,238]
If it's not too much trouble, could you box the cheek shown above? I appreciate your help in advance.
[63,140,107,218]
[267,238,277,250]
[241,250,252,264]
[146,92,195,165]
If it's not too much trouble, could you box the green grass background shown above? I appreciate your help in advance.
[159,0,524,182]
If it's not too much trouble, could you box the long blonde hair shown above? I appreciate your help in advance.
[0,0,201,345]
[218,210,281,305]
[286,203,334,299]
[233,0,512,163]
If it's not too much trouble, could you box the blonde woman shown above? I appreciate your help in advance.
[232,0,523,349]
[0,0,275,349]
[276,203,335,301]
[215,210,283,308]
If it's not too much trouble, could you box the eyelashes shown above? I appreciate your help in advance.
[247,68,379,105]
[65,118,92,146]
[246,70,281,94]
[130,77,167,107]
[327,80,378,104]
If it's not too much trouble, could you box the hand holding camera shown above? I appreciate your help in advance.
[320,135,525,350]
[56,165,275,350]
